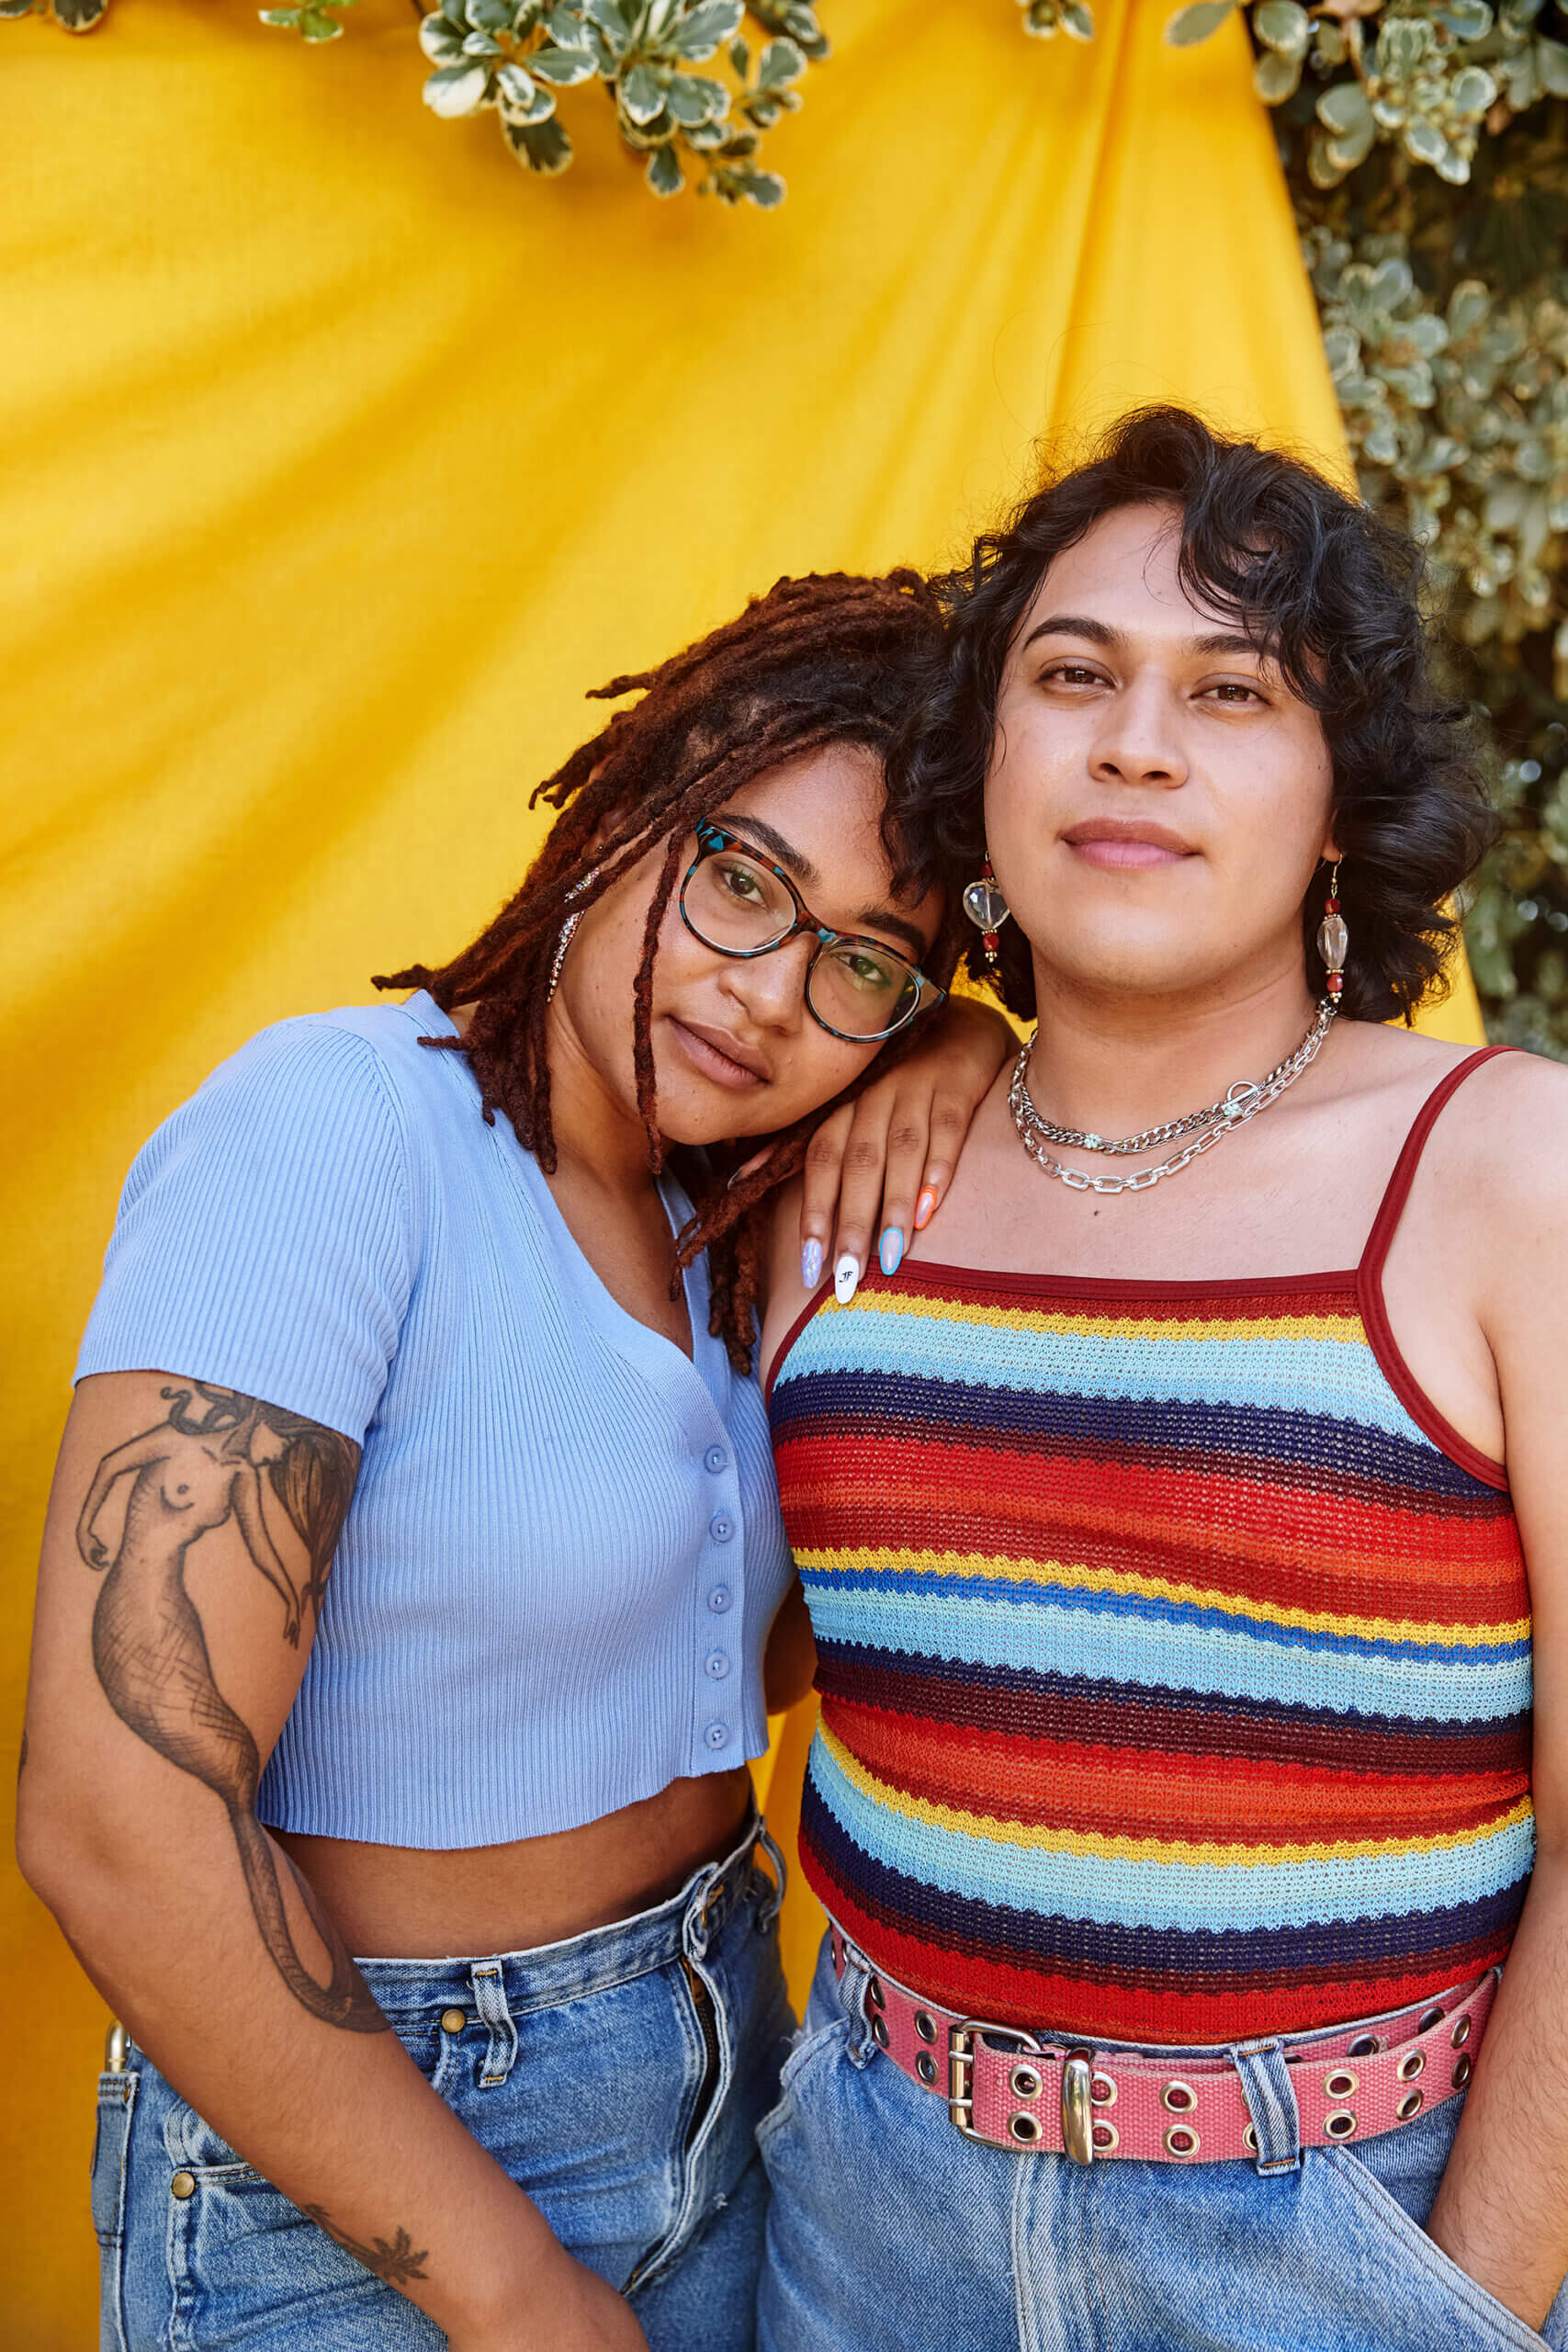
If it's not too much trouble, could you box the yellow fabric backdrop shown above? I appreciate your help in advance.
[2,1,1483,2338]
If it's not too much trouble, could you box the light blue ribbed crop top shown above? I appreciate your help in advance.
[75,991,795,1849]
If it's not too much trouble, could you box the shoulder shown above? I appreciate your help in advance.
[167,999,460,1153]
[759,1175,813,1399]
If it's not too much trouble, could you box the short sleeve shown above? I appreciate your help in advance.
[75,1019,412,1443]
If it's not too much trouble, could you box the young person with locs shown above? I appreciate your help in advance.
[18,571,1006,2352]
[760,414,1568,2349]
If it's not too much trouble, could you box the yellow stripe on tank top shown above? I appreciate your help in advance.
[816,1291,1366,1347]
[817,1724,1535,1870]
[795,1545,1532,1650]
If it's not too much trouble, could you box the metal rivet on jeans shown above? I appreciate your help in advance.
[440,2008,467,2034]
[170,2171,197,2201]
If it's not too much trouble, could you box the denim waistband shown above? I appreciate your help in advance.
[353,1808,785,2019]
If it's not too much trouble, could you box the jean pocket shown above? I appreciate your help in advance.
[755,2014,850,2153]
[1323,2142,1551,2350]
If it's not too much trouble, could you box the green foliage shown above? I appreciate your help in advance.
[1018,0,1095,37]
[260,0,358,40]
[414,0,818,198]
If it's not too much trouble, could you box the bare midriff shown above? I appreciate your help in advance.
[273,1766,753,1960]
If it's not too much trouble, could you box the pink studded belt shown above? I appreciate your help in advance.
[829,1924,1494,2165]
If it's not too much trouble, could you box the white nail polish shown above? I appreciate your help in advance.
[834,1254,860,1305]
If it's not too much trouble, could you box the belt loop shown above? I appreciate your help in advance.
[1228,2039,1301,2175]
[469,1962,519,2089]
[754,1822,789,1928]
[837,1939,878,2069]
[683,1863,724,1963]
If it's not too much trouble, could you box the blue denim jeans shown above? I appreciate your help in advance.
[758,1935,1568,2352]
[92,1819,792,2350]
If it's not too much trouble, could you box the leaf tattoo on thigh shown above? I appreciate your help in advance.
[77,1382,385,2033]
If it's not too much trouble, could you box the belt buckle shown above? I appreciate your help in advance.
[948,2018,1082,2155]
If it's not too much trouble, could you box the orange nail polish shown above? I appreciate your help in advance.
[915,1186,937,1230]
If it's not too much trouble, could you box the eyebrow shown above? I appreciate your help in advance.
[1020,614,1268,662]
[718,815,932,964]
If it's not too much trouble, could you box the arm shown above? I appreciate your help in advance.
[795,992,1013,1298]
[19,1371,644,2352]
[75,1428,164,1567]
[1424,1070,1568,2329]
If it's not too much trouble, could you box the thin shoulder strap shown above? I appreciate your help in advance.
[1359,1045,1515,1283]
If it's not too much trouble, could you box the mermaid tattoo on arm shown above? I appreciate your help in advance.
[76,1380,386,2033]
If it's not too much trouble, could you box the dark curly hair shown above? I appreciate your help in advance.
[891,404,1495,1025]
[375,572,963,1372]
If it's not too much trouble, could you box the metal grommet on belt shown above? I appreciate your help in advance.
[1451,2014,1472,2047]
[1453,2053,1473,2089]
[916,2052,937,2086]
[1325,2109,1358,2140]
[1348,2033,1380,2058]
[1397,2089,1425,2121]
[914,2010,937,2044]
[1324,2068,1358,2099]
[865,1977,885,2012]
[1396,2050,1425,2083]
[1161,2079,1197,2114]
[871,2013,889,2049]
[1091,2120,1118,2154]
[1164,2122,1199,2158]
[1010,2064,1043,2101]
[1009,2112,1043,2144]
[1090,2072,1117,2107]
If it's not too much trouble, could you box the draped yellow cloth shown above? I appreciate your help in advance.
[1,0,1483,2335]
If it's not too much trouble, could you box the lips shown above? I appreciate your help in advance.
[667,1016,771,1087]
[1062,818,1195,869]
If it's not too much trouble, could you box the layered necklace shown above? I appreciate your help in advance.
[1008,1000,1337,1196]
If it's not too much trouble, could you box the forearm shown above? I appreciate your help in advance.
[29,1802,568,2344]
[1427,1850,1568,2328]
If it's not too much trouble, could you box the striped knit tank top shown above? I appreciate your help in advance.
[767,1051,1533,2044]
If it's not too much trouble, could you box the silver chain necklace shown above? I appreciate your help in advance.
[1008,1001,1337,1196]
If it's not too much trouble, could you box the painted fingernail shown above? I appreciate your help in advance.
[879,1227,904,1278]
[800,1238,823,1290]
[915,1186,937,1231]
[834,1254,860,1306]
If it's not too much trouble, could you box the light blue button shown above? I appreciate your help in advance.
[710,1513,734,1543]
[707,1586,732,1615]
[705,1651,730,1680]
[705,1722,729,1750]
[704,1444,728,1475]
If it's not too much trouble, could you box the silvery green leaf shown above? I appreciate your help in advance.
[1253,1,1308,58]
[1363,418,1400,466]
[467,0,513,28]
[1516,438,1552,481]
[0,0,36,17]
[1378,18,1426,74]
[731,166,785,206]
[745,94,783,126]
[530,40,596,78]
[1370,256,1414,310]
[1325,117,1377,172]
[1449,280,1491,337]
[1316,79,1373,136]
[1450,66,1497,114]
[581,0,628,51]
[684,116,728,147]
[646,142,683,196]
[728,33,748,72]
[757,35,805,85]
[1323,325,1361,378]
[1418,435,1468,472]
[423,60,493,112]
[1062,4,1094,36]
[1434,142,1472,186]
[1382,360,1436,405]
[1336,373,1385,405]
[673,0,742,57]
[620,61,666,120]
[1253,49,1302,102]
[666,71,727,120]
[1403,312,1449,358]
[504,110,574,168]
[498,61,556,115]
[1537,35,1568,96]
[1440,0,1493,34]
[462,28,503,52]
[1484,479,1530,531]
[1403,117,1450,167]
[299,6,343,33]
[546,2,583,35]
[419,14,468,60]
[260,8,303,24]
[1164,0,1234,44]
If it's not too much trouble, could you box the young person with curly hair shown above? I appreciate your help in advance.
[761,413,1568,2350]
[18,571,1009,2352]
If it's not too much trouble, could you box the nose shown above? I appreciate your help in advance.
[717,931,816,1031]
[1089,670,1190,791]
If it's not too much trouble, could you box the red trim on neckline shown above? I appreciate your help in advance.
[763,1279,833,1410]
[871,1262,1361,1302]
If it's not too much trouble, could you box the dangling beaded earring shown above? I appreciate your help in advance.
[1317,861,1348,1004]
[962,853,1011,969]
[546,865,600,1004]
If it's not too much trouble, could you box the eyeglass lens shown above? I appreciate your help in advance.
[684,841,919,1040]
